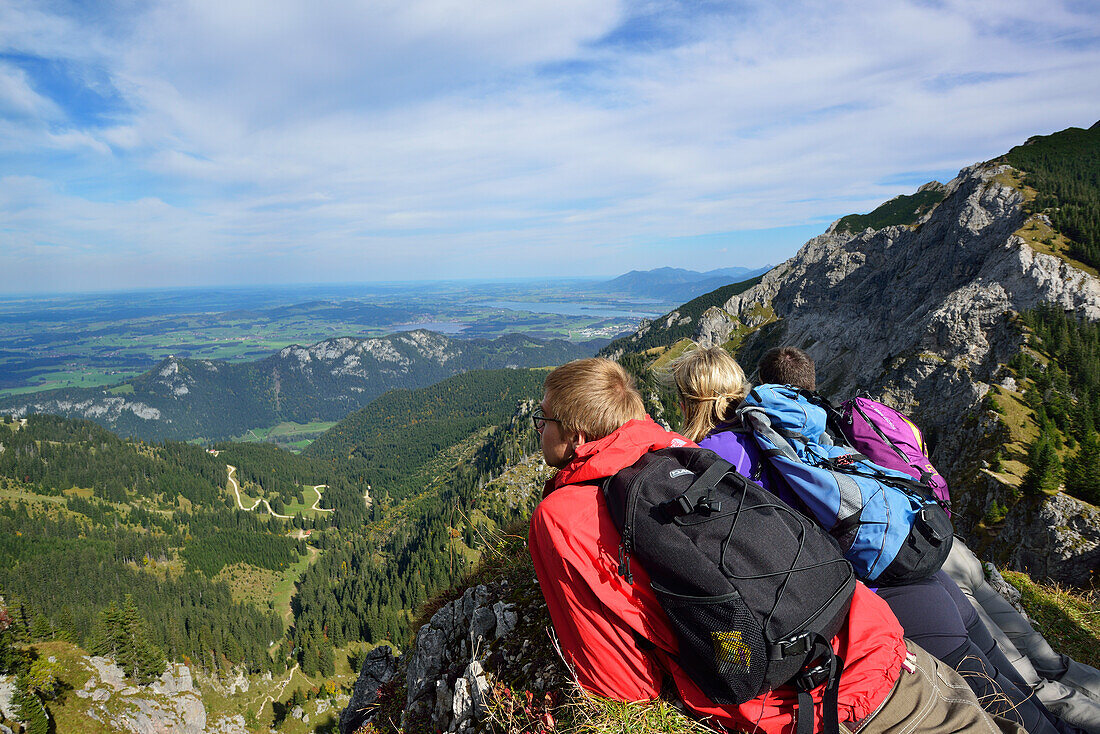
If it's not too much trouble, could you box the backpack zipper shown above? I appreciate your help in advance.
[615,458,666,585]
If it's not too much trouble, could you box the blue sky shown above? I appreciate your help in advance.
[1,0,1098,294]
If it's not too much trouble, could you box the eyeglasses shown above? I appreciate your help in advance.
[532,408,561,432]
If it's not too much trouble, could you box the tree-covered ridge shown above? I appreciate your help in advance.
[834,186,946,234]
[212,442,336,507]
[0,503,286,677]
[1003,123,1100,270]
[0,331,603,442]
[305,367,547,503]
[1008,303,1100,505]
[0,414,225,505]
[598,276,764,358]
[0,414,307,678]
[179,528,306,577]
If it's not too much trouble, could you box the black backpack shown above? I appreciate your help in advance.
[602,446,856,734]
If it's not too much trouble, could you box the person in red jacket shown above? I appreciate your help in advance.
[528,357,1022,734]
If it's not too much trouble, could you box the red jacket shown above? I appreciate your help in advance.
[529,418,906,734]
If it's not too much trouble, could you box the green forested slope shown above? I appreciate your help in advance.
[0,364,550,683]
[305,368,546,502]
[834,186,946,233]
[1004,123,1100,269]
[1001,304,1100,506]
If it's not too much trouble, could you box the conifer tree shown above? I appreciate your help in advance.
[12,675,49,734]
[0,605,18,675]
[90,602,125,658]
[1065,431,1100,505]
[301,641,319,677]
[30,614,51,640]
[1022,431,1064,496]
[89,597,165,684]
[318,640,335,678]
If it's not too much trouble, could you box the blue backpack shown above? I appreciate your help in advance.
[737,385,953,586]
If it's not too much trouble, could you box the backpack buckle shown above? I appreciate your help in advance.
[696,493,722,513]
[794,661,831,691]
[774,632,811,658]
[657,494,694,520]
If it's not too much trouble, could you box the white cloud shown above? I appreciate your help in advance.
[0,0,1098,291]
[0,62,62,119]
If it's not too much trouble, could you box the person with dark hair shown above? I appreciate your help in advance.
[758,346,817,390]
[672,344,1074,734]
[529,356,1023,734]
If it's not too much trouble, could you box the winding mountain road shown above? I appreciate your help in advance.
[226,465,291,518]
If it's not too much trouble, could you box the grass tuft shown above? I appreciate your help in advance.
[1002,570,1100,669]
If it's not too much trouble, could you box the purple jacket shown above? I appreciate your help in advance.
[699,425,796,507]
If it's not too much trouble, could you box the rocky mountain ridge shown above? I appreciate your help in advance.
[645,160,1099,582]
[0,331,603,442]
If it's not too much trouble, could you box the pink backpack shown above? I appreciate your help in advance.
[837,396,951,513]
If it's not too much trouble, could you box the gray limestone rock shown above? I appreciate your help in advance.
[1000,493,1100,586]
[452,676,472,725]
[0,677,14,720]
[696,306,734,348]
[76,654,206,734]
[150,664,194,696]
[88,656,127,688]
[463,661,490,719]
[339,645,399,734]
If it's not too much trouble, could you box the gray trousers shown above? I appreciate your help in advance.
[941,540,1100,734]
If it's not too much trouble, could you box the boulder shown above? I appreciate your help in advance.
[339,645,398,734]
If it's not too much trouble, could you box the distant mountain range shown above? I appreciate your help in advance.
[0,330,603,442]
[592,265,772,302]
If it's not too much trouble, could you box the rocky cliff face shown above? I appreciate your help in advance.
[689,162,1100,581]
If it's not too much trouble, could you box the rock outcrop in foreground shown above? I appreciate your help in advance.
[340,576,569,734]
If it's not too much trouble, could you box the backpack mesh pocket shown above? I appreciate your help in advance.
[651,585,766,705]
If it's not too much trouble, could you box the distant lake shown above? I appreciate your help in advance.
[480,301,664,318]
[393,321,468,334]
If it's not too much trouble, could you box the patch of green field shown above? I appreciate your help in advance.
[107,383,134,395]
[23,640,119,734]
[272,546,321,625]
[63,487,95,499]
[231,421,338,445]
[0,368,140,397]
[214,562,285,613]
[988,385,1037,485]
[0,484,68,506]
[650,338,696,371]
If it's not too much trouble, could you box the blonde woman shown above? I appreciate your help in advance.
[667,345,785,497]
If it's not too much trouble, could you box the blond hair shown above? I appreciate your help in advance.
[667,345,751,442]
[543,358,645,440]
